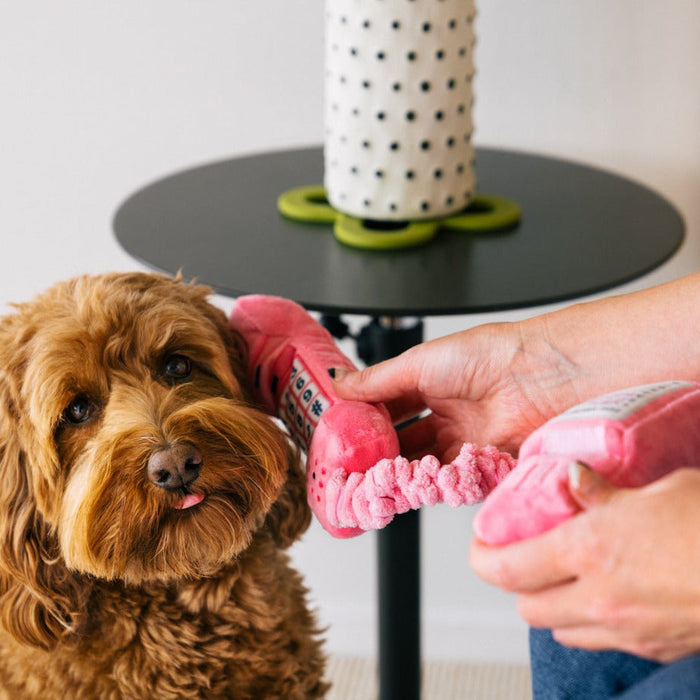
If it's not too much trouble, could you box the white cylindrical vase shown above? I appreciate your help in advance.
[324,0,476,222]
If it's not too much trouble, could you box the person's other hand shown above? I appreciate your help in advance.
[470,464,700,662]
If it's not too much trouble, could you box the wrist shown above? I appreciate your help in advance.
[509,316,585,420]
[532,276,700,403]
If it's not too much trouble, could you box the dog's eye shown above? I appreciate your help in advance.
[63,395,94,425]
[162,354,192,381]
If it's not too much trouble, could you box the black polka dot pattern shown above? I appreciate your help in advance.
[324,0,477,221]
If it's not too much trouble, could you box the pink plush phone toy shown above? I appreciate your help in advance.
[230,295,516,538]
[474,381,700,545]
[231,298,700,545]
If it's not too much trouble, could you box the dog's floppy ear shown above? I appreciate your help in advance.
[222,323,254,398]
[263,441,312,548]
[192,287,311,546]
[0,323,85,649]
[184,283,252,397]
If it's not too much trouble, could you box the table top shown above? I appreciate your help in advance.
[113,146,684,316]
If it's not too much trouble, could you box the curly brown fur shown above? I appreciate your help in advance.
[0,272,327,698]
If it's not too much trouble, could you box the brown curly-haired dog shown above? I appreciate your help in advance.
[0,272,328,698]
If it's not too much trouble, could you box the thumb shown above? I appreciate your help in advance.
[330,358,406,403]
[328,365,378,400]
[330,360,427,425]
[568,461,618,509]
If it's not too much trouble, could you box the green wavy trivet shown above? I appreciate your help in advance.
[278,185,521,251]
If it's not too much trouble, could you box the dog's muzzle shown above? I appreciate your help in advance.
[147,441,202,491]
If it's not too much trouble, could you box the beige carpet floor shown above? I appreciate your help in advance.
[326,655,532,699]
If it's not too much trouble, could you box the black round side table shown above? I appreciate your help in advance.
[114,146,684,700]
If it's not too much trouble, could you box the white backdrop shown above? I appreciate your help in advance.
[1,0,698,663]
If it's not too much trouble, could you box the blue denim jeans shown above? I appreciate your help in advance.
[530,628,700,699]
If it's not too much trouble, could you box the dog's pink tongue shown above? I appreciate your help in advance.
[173,493,205,510]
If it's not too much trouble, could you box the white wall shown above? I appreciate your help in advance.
[1,0,698,664]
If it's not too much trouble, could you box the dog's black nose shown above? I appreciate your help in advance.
[147,442,203,491]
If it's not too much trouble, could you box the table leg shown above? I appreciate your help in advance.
[378,509,421,700]
[323,314,425,699]
[355,317,424,700]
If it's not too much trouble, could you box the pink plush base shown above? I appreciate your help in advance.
[474,382,700,545]
[472,455,577,545]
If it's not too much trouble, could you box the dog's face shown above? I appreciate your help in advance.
[0,274,305,626]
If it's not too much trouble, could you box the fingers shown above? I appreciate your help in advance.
[331,358,413,402]
[529,603,674,662]
[331,354,431,425]
[382,394,430,427]
[519,592,580,633]
[516,579,597,630]
[568,461,619,509]
[550,625,629,654]
[394,412,440,459]
[469,523,578,594]
[471,465,624,595]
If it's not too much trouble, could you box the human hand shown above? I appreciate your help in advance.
[332,321,583,460]
[470,463,700,662]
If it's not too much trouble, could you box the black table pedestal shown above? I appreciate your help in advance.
[379,507,422,699]
[362,317,424,700]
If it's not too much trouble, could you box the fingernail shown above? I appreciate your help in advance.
[568,460,591,490]
[328,367,349,381]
